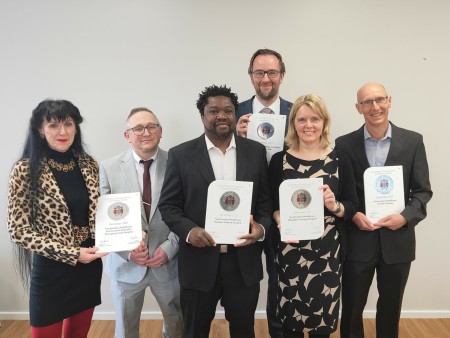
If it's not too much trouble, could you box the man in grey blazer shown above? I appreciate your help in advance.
[335,83,432,338]
[235,48,292,338]
[100,108,183,338]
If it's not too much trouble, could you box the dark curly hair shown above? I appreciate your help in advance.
[196,85,239,116]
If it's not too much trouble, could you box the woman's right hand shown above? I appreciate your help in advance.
[77,247,108,264]
[274,210,300,244]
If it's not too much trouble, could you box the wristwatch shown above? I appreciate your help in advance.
[332,201,341,214]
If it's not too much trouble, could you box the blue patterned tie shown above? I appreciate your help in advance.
[260,107,274,114]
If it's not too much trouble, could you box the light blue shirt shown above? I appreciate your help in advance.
[364,123,392,167]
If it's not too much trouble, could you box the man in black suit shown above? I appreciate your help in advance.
[158,85,272,338]
[236,48,292,338]
[335,82,433,338]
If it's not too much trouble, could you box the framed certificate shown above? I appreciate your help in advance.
[364,166,405,223]
[247,114,286,162]
[204,180,253,244]
[95,192,142,253]
[279,178,324,241]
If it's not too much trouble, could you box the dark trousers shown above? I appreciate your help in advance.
[340,246,411,338]
[265,244,283,338]
[180,247,260,338]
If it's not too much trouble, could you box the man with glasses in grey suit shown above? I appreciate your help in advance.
[100,107,183,338]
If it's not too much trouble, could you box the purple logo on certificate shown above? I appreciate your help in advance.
[108,202,129,220]
[220,191,240,211]
[257,122,275,140]
[375,175,394,194]
[291,189,312,209]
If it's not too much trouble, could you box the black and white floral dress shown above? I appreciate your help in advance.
[269,150,357,334]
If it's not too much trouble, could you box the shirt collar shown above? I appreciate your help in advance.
[132,148,158,164]
[253,96,281,115]
[364,122,392,141]
[204,134,236,151]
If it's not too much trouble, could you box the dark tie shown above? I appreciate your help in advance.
[140,159,154,221]
[259,107,274,114]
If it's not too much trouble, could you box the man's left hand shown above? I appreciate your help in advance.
[235,215,264,247]
[375,213,407,231]
[146,247,169,268]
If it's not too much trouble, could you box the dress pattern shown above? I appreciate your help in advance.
[276,151,342,334]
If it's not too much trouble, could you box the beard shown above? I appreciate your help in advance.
[256,84,278,101]
[214,124,233,138]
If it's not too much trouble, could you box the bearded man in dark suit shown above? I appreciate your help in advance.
[159,85,272,338]
[235,49,292,338]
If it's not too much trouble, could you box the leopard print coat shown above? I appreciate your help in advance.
[7,154,99,266]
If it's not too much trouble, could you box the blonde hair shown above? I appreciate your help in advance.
[285,93,331,150]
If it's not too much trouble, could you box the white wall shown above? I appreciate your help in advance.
[1,0,449,319]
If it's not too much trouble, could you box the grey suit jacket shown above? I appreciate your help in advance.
[335,122,433,264]
[99,148,179,283]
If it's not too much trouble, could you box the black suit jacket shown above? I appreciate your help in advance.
[158,134,273,292]
[236,96,293,136]
[335,122,432,264]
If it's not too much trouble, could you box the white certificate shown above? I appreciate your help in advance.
[95,192,142,253]
[247,114,286,162]
[205,180,253,244]
[279,178,324,241]
[364,166,405,223]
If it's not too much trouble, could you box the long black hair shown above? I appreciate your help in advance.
[14,99,87,287]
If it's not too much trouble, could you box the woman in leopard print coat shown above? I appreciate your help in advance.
[7,99,107,338]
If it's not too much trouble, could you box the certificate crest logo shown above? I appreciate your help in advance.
[291,189,311,209]
[220,191,240,211]
[375,175,394,194]
[257,122,274,140]
[108,202,129,220]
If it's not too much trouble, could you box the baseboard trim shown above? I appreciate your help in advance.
[1,310,450,321]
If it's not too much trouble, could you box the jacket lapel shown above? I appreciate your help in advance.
[235,137,249,181]
[192,135,216,185]
[149,149,166,220]
[77,154,100,230]
[39,161,68,209]
[120,150,147,224]
[354,126,371,169]
[385,123,404,165]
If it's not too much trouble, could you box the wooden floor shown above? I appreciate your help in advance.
[1,318,450,337]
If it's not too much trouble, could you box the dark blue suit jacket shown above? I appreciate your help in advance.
[236,96,293,136]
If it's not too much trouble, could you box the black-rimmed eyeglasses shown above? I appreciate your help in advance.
[127,124,160,136]
[251,70,281,79]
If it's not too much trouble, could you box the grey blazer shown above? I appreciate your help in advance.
[99,148,179,283]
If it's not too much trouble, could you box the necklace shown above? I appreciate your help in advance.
[48,158,76,172]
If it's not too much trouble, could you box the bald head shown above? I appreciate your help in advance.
[357,82,388,103]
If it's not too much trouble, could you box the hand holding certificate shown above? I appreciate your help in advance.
[279,178,324,241]
[95,192,143,253]
[205,180,253,244]
[247,114,286,162]
[364,166,405,223]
